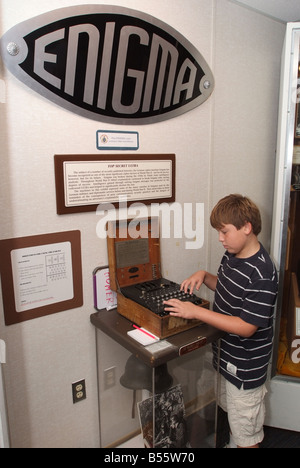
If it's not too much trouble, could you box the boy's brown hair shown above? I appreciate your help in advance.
[210,194,262,236]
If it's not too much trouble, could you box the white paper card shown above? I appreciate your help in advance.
[127,328,160,346]
[93,267,117,311]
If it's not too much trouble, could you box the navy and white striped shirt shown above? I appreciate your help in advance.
[212,244,278,390]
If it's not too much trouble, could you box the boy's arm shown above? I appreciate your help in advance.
[181,270,218,293]
[163,301,258,338]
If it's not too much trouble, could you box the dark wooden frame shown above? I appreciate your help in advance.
[54,154,176,215]
[0,231,83,325]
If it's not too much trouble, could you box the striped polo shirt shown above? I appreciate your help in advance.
[212,243,278,390]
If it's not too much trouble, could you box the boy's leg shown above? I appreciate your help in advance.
[215,375,231,447]
[225,379,267,448]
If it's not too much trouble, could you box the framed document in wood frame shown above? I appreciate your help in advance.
[0,231,83,325]
[54,154,176,215]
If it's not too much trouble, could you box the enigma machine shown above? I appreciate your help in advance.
[107,217,209,339]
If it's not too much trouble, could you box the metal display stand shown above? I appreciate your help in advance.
[91,309,222,448]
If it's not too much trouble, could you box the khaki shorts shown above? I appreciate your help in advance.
[218,375,267,447]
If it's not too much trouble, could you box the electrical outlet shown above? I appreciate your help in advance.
[104,366,116,390]
[72,379,86,404]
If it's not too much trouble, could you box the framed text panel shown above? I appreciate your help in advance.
[54,154,176,214]
[0,231,83,325]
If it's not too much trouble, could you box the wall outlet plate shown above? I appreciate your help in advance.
[104,367,116,390]
[72,379,86,404]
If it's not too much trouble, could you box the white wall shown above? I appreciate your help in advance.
[0,0,285,447]
[0,341,9,448]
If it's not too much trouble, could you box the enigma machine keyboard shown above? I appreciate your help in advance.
[107,217,209,339]
[120,278,204,317]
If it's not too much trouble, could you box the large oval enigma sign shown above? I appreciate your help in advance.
[0,5,214,124]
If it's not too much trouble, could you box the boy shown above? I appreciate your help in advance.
[164,194,278,448]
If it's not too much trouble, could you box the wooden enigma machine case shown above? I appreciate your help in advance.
[107,218,209,339]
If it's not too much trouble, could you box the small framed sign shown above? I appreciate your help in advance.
[96,130,139,150]
[0,231,83,325]
[93,266,117,311]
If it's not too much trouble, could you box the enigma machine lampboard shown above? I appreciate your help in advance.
[107,217,209,339]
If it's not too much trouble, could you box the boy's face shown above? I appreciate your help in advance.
[217,223,251,257]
